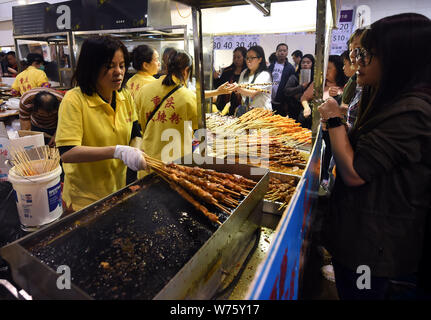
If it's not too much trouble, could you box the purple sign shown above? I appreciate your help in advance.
[340,9,354,23]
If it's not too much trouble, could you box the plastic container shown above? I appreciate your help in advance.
[8,164,63,232]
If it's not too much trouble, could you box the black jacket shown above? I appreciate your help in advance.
[323,91,431,278]
[268,60,295,106]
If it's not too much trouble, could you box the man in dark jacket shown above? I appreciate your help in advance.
[268,43,295,116]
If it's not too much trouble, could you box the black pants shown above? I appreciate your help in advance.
[332,259,421,300]
[321,130,332,181]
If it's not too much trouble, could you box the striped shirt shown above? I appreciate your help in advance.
[19,87,64,129]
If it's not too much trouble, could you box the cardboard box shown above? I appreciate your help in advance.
[0,124,45,181]
[9,132,44,155]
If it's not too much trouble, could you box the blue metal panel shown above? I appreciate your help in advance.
[248,130,322,300]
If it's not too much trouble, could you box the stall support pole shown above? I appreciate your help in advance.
[192,7,207,155]
[311,0,327,144]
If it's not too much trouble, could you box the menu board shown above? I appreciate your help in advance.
[213,34,260,51]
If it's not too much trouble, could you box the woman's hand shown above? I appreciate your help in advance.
[113,145,147,171]
[328,86,341,97]
[216,82,237,95]
[317,97,343,120]
[303,105,312,118]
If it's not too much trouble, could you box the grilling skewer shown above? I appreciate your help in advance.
[144,154,257,225]
[157,174,222,226]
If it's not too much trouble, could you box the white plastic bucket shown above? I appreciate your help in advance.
[8,164,63,231]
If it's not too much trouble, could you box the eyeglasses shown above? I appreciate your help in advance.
[246,56,259,62]
[353,47,373,66]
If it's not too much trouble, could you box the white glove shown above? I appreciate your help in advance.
[113,145,147,171]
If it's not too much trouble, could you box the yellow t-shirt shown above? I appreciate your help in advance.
[126,72,156,98]
[11,66,50,96]
[135,76,198,177]
[55,87,137,211]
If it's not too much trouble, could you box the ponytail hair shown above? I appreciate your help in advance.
[162,49,193,86]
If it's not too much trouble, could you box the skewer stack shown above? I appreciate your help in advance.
[265,177,298,210]
[143,155,257,225]
[238,82,272,94]
[10,146,60,177]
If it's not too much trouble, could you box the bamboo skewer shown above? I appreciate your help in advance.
[143,154,257,226]
[10,145,60,177]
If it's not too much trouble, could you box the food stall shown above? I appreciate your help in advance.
[0,0,336,300]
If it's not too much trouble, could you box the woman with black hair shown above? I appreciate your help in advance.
[55,35,147,212]
[135,49,235,170]
[213,46,247,115]
[11,53,50,96]
[282,54,315,120]
[318,13,431,299]
[134,49,197,170]
[126,44,160,98]
[235,45,272,114]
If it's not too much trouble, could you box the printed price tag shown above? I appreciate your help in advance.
[330,9,354,55]
[213,35,260,51]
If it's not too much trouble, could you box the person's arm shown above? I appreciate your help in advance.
[61,146,116,163]
[318,97,365,186]
[205,81,237,99]
[283,75,304,97]
[236,71,271,99]
[7,67,17,75]
[20,119,31,130]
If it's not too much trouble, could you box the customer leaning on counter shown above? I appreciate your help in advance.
[11,53,50,96]
[55,35,147,212]
[126,44,160,98]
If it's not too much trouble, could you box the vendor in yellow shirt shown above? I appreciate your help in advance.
[55,35,148,212]
[11,53,50,96]
[126,44,160,98]
[135,49,236,177]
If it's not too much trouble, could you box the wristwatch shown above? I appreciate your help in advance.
[326,117,344,129]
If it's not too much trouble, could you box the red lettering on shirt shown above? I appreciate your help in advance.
[164,97,175,110]
[151,96,161,107]
[154,110,167,123]
[27,84,32,90]
[169,112,182,124]
[130,83,134,90]
[20,78,24,84]
[25,77,28,83]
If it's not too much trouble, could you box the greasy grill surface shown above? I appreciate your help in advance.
[27,177,230,299]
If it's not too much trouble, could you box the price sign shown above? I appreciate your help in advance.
[213,34,260,51]
[330,9,354,55]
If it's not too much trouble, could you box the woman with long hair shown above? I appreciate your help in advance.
[213,46,247,115]
[282,53,315,120]
[318,13,431,299]
[235,45,272,114]
[55,35,147,212]
[134,49,198,172]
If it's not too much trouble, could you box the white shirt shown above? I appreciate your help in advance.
[271,62,284,101]
[238,69,272,110]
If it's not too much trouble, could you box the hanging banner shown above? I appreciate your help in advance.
[330,9,354,55]
[213,34,260,51]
